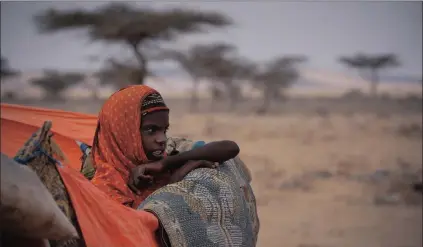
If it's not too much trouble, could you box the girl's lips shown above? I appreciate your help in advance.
[152,150,164,157]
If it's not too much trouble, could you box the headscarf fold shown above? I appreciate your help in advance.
[91,85,169,208]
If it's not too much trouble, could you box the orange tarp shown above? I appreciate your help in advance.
[1,103,159,247]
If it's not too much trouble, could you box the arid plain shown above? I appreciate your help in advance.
[3,94,422,247]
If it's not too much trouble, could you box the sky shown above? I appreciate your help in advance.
[1,1,422,78]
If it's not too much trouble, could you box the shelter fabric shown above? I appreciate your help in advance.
[0,102,260,247]
[12,120,83,247]
[1,103,159,247]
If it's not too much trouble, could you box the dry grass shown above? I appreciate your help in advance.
[176,112,422,247]
[3,97,422,247]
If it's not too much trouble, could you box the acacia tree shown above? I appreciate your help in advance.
[158,49,205,111]
[206,56,255,110]
[339,53,399,97]
[34,3,232,86]
[89,56,164,99]
[193,44,236,110]
[1,56,19,80]
[31,70,85,99]
[160,43,240,111]
[253,56,306,114]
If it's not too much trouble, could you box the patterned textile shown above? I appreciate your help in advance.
[13,121,86,247]
[139,156,260,247]
[76,141,95,180]
[90,85,169,208]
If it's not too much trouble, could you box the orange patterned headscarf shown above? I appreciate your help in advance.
[91,85,169,208]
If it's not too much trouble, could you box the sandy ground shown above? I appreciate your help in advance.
[2,97,422,247]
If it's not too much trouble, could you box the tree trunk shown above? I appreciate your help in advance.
[369,68,379,98]
[227,82,235,111]
[92,86,100,100]
[4,91,16,100]
[209,84,221,113]
[257,89,271,115]
[129,42,147,85]
[190,78,200,112]
[46,90,63,101]
[210,95,216,113]
[228,83,243,112]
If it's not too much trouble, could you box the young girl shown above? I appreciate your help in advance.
[90,85,240,209]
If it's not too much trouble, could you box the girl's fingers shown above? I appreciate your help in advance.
[171,160,219,184]
[143,163,163,174]
[199,160,216,169]
[138,174,153,182]
[127,182,140,195]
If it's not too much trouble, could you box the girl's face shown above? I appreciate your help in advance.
[140,110,169,161]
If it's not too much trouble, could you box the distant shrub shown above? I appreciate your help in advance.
[341,88,366,100]
[379,92,392,100]
[402,93,422,102]
[396,123,422,138]
[2,91,17,101]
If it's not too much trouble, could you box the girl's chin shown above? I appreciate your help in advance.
[147,154,164,161]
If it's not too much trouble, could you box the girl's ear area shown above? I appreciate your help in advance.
[165,137,196,154]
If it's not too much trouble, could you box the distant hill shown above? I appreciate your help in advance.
[379,75,422,84]
[150,66,423,85]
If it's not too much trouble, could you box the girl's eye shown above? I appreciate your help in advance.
[145,128,154,134]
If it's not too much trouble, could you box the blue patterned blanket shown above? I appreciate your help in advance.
[139,157,260,247]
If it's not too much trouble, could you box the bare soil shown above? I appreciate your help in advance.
[3,97,422,247]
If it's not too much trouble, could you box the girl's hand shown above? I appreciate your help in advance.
[169,160,217,184]
[128,161,165,194]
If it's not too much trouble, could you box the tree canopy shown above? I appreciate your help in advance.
[31,70,85,98]
[253,56,307,113]
[161,43,254,110]
[339,53,399,70]
[34,3,233,85]
[1,56,20,80]
[339,53,400,97]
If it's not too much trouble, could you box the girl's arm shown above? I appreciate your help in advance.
[129,140,239,189]
[162,140,240,170]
